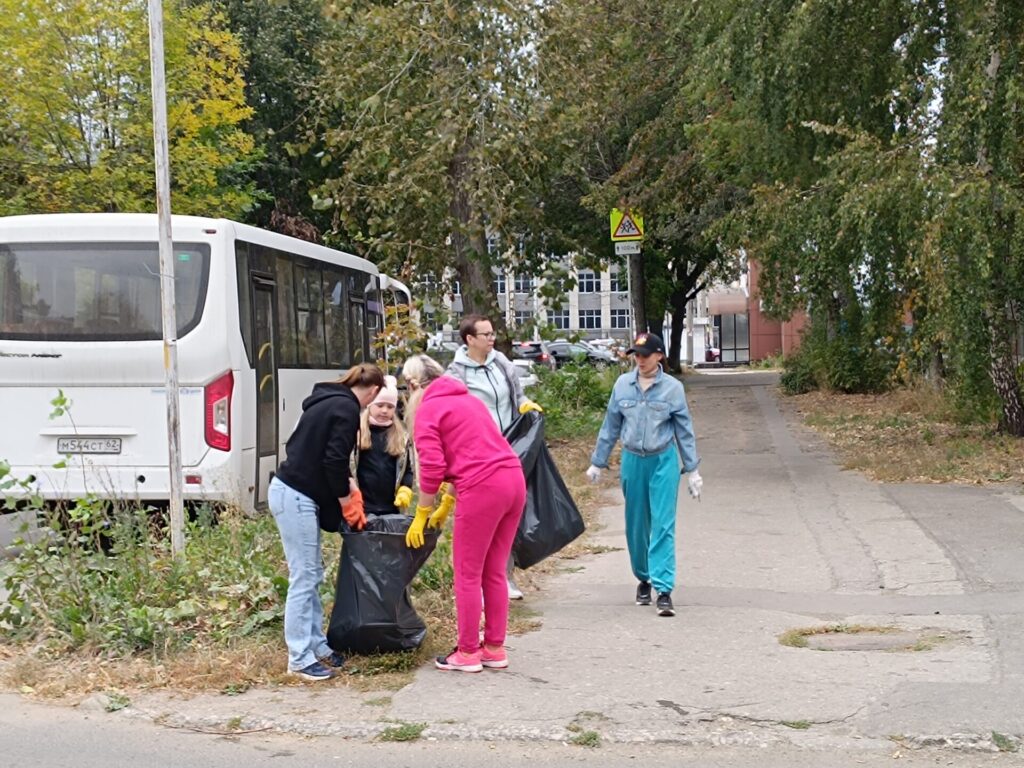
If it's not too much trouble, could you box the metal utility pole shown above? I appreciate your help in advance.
[147,0,185,554]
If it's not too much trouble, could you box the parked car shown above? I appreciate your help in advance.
[705,346,721,363]
[547,341,616,369]
[511,359,539,388]
[512,340,557,370]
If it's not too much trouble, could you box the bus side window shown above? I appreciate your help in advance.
[294,260,326,367]
[323,267,351,369]
[339,269,366,363]
[234,242,254,367]
[269,247,298,366]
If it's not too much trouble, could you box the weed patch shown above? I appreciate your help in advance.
[569,730,601,748]
[992,731,1019,753]
[377,721,426,742]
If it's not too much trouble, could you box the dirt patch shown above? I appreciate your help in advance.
[779,623,963,652]
[782,387,1024,485]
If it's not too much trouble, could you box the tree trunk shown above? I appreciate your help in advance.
[666,288,687,373]
[989,343,1024,436]
[447,142,503,342]
[983,317,1024,434]
[628,249,646,335]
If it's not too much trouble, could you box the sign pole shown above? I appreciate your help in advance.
[147,0,185,555]
[610,208,646,337]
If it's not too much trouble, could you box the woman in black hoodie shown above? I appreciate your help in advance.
[269,362,385,681]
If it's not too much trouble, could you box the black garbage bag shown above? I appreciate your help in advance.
[327,513,439,654]
[503,412,585,569]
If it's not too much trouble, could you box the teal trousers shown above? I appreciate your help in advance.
[620,446,680,594]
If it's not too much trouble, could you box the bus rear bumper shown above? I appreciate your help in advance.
[0,459,251,513]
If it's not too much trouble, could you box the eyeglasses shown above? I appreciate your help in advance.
[473,332,497,339]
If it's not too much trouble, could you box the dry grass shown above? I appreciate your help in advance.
[787,385,1024,485]
[0,434,606,700]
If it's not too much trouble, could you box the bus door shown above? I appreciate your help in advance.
[251,275,279,507]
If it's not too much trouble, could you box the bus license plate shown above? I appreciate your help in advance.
[57,437,122,454]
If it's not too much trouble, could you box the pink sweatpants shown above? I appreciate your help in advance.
[452,466,527,653]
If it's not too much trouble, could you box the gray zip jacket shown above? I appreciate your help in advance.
[446,347,526,433]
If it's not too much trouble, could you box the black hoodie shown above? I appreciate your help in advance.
[274,382,361,532]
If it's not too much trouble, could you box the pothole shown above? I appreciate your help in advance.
[779,624,956,652]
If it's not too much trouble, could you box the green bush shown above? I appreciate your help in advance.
[780,350,817,394]
[780,322,894,396]
[533,363,617,439]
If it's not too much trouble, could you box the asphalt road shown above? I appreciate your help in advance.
[2,693,1020,768]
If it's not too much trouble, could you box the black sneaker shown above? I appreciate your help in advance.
[656,592,675,617]
[635,581,652,606]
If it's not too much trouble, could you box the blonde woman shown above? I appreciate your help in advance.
[349,376,415,523]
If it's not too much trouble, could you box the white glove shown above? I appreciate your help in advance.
[687,470,703,499]
[585,465,602,483]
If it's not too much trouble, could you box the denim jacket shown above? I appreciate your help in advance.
[590,366,700,472]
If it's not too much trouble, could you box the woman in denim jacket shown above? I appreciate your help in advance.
[586,332,702,617]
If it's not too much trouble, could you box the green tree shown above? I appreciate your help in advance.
[208,0,333,236]
[687,0,941,387]
[0,0,257,217]
[925,0,1024,433]
[310,0,572,328]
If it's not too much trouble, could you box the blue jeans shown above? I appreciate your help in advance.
[268,477,333,671]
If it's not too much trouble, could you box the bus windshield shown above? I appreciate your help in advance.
[0,242,209,341]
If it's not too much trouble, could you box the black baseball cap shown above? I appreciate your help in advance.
[627,332,665,356]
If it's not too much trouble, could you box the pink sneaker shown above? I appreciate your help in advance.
[480,645,508,669]
[435,647,483,673]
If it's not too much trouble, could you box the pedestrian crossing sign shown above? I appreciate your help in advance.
[610,208,644,241]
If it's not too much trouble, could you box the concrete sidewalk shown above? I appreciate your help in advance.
[111,372,1024,750]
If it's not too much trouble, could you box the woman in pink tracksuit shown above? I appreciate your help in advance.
[402,354,526,672]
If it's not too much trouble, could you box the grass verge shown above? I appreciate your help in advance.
[786,385,1024,484]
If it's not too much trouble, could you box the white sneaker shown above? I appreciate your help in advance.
[507,579,524,600]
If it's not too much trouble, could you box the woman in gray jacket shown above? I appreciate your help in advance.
[446,314,542,598]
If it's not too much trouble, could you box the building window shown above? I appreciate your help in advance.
[577,270,598,293]
[513,273,535,293]
[609,271,624,293]
[513,310,531,329]
[494,272,506,295]
[550,307,570,330]
[610,308,629,329]
[578,308,601,330]
[451,279,461,296]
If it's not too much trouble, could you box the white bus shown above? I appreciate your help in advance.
[0,213,402,513]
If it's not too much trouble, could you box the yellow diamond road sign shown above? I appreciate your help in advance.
[610,208,644,241]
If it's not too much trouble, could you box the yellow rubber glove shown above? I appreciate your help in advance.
[429,492,455,528]
[393,485,414,509]
[405,504,431,548]
[519,399,543,414]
